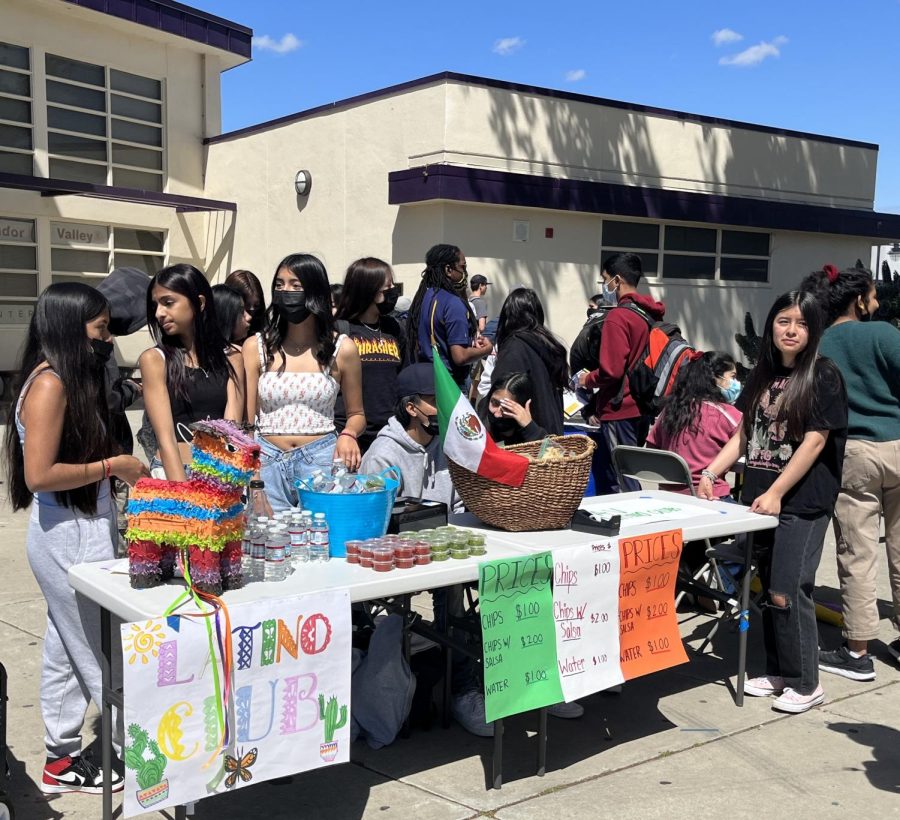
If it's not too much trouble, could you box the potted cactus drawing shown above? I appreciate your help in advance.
[124,723,169,807]
[318,693,347,761]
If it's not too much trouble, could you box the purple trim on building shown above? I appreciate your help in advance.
[0,172,236,213]
[388,165,900,241]
[61,0,252,58]
[206,71,877,151]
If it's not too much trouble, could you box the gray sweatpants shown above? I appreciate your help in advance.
[26,495,123,759]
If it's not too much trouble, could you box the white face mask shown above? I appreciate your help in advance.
[601,277,619,306]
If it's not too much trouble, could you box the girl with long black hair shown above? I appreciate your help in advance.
[212,283,252,346]
[801,266,900,681]
[224,269,266,339]
[140,264,244,481]
[5,283,148,795]
[481,371,548,445]
[646,351,742,497]
[333,257,404,452]
[699,290,848,714]
[490,287,568,435]
[406,244,492,387]
[243,253,365,512]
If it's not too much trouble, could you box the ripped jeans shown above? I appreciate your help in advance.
[756,512,830,695]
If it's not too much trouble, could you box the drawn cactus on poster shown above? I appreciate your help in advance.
[318,693,347,743]
[124,723,168,790]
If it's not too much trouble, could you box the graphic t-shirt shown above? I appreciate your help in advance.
[333,316,404,448]
[736,358,847,515]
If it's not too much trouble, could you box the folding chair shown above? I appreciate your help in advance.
[611,445,756,653]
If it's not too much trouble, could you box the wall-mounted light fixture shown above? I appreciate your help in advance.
[294,169,312,196]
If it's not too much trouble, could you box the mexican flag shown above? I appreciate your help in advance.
[432,347,529,487]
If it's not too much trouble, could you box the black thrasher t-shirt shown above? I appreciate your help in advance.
[334,317,404,448]
[736,358,847,516]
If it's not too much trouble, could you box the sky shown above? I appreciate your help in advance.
[208,1,900,213]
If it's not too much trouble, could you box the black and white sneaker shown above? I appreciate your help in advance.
[41,754,124,795]
[818,645,876,681]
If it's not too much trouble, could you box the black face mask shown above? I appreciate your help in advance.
[421,413,440,438]
[377,288,399,315]
[273,291,311,324]
[90,338,114,365]
[490,416,518,437]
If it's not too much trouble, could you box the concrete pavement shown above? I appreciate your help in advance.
[1,466,898,818]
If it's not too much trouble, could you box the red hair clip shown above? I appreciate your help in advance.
[687,350,705,362]
[823,264,839,284]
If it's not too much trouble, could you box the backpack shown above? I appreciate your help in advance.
[615,303,696,417]
[569,308,612,375]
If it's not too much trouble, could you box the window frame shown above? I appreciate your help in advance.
[0,40,34,175]
[49,219,167,287]
[43,51,166,191]
[600,217,771,284]
[0,216,39,307]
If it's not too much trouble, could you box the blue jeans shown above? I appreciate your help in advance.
[258,433,337,512]
[756,512,830,695]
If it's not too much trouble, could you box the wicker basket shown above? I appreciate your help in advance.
[448,434,596,531]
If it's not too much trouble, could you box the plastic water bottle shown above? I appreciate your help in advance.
[289,511,309,564]
[310,512,330,562]
[251,515,269,582]
[241,514,256,577]
[264,525,286,582]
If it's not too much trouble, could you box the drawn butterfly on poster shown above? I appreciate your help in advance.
[224,747,258,788]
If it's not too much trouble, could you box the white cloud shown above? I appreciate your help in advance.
[719,35,788,67]
[493,36,525,56]
[712,28,743,47]
[565,69,586,82]
[254,33,303,55]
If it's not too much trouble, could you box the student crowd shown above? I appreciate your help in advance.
[6,242,899,796]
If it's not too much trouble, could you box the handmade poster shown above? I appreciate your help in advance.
[581,496,704,525]
[479,552,564,722]
[552,537,625,701]
[121,589,351,817]
[617,528,689,679]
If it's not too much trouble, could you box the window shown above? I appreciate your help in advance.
[600,219,769,283]
[50,221,165,286]
[601,220,659,275]
[0,217,38,325]
[45,55,164,191]
[0,41,33,175]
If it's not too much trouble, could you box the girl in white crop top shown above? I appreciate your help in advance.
[243,254,365,512]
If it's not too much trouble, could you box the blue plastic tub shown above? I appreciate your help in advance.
[296,470,399,557]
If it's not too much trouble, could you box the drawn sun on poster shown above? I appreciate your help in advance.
[123,621,166,665]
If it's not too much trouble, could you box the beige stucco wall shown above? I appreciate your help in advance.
[426,81,877,210]
[0,0,240,368]
[204,83,451,288]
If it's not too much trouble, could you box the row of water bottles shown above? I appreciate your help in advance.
[241,509,331,583]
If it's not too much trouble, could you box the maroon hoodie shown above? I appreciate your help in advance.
[584,292,666,421]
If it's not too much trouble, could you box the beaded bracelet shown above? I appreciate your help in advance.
[700,469,718,483]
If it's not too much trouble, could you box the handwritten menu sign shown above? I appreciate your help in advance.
[552,538,625,701]
[617,528,688,679]
[479,552,564,722]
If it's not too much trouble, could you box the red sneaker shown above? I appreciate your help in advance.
[41,754,123,795]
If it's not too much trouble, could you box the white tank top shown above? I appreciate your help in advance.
[255,333,346,436]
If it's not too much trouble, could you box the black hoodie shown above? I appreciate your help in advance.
[489,333,566,436]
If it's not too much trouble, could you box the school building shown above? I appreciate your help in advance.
[3,0,900,377]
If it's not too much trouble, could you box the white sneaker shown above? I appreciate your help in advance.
[451,690,494,737]
[772,685,825,714]
[547,701,585,719]
[743,675,785,697]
